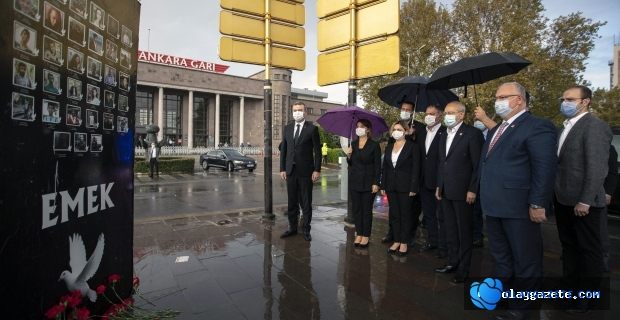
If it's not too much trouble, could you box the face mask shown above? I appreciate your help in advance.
[391,130,404,140]
[355,127,367,137]
[292,111,304,122]
[443,114,457,128]
[424,115,436,126]
[560,101,580,118]
[473,120,486,131]
[494,99,512,119]
[400,111,412,120]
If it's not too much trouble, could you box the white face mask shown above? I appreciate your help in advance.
[473,120,486,131]
[292,110,304,122]
[424,115,436,126]
[494,99,512,119]
[443,114,457,128]
[400,111,412,120]
[355,127,367,137]
[391,130,404,140]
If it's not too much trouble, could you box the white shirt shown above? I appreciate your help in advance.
[294,120,305,138]
[425,124,440,154]
[391,143,403,167]
[557,112,589,156]
[489,109,527,145]
[150,146,157,158]
[445,121,463,156]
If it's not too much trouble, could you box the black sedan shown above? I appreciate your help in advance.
[200,149,257,172]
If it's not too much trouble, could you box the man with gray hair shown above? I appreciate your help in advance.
[479,82,557,319]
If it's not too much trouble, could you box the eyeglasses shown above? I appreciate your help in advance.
[558,97,585,103]
[495,94,520,100]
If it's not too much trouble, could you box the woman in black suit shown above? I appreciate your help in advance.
[346,119,381,248]
[381,121,420,255]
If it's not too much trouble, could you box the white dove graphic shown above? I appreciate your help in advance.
[58,233,105,302]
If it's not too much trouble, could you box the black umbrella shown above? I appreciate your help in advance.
[428,52,531,105]
[378,76,459,112]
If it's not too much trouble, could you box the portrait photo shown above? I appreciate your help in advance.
[89,2,105,30]
[74,132,88,152]
[103,64,117,87]
[104,39,118,62]
[43,36,63,66]
[42,99,61,124]
[67,47,84,73]
[121,25,132,47]
[14,0,40,21]
[67,77,82,100]
[120,48,131,69]
[42,69,62,95]
[66,105,82,126]
[87,56,102,81]
[103,113,114,130]
[118,94,129,112]
[13,58,36,90]
[88,28,104,56]
[117,116,128,133]
[108,14,119,38]
[12,92,35,121]
[69,0,87,19]
[53,131,71,151]
[14,21,38,56]
[68,16,85,47]
[86,84,101,106]
[91,134,103,152]
[44,1,65,35]
[104,90,115,109]
[119,72,130,91]
[85,109,98,129]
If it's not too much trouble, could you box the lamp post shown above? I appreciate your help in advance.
[406,44,427,76]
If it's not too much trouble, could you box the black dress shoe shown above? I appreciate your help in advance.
[381,236,393,243]
[397,249,408,256]
[420,243,437,251]
[493,310,528,320]
[359,242,369,248]
[434,265,456,273]
[353,242,361,247]
[473,239,484,248]
[387,248,397,254]
[280,230,298,238]
[303,232,312,241]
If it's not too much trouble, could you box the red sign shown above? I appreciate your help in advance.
[137,51,229,73]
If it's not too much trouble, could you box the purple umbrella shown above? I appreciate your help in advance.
[316,106,389,139]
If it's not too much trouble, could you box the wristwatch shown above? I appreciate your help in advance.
[529,204,543,209]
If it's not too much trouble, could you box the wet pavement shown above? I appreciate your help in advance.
[133,202,620,320]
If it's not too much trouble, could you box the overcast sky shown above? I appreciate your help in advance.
[138,0,620,105]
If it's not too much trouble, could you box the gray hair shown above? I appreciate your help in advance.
[501,82,528,106]
[446,101,466,113]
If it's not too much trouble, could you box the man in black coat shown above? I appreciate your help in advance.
[435,101,484,283]
[280,102,322,241]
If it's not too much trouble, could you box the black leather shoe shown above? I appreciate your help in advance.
[397,249,408,256]
[473,239,484,248]
[359,242,369,249]
[494,310,528,320]
[387,248,397,254]
[280,230,298,238]
[434,265,456,273]
[303,232,312,241]
[420,243,437,252]
[381,236,393,243]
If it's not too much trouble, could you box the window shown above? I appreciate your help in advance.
[321,109,327,115]
[274,74,280,80]
[219,99,233,145]
[282,75,288,81]
[136,89,153,127]
[164,93,182,144]
[193,95,209,147]
[307,107,314,115]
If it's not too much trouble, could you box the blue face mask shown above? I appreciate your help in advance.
[494,99,512,119]
[473,120,486,131]
[560,101,580,118]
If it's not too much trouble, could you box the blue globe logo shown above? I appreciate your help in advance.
[470,278,503,310]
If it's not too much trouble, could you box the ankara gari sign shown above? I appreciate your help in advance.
[138,50,230,73]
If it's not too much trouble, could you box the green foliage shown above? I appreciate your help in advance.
[318,126,342,148]
[592,88,620,127]
[325,148,346,163]
[135,157,195,174]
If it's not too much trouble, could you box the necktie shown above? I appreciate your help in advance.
[487,122,509,155]
[294,124,301,141]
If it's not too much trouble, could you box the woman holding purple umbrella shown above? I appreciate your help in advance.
[346,119,381,248]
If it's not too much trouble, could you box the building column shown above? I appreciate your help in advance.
[157,87,164,141]
[239,96,245,146]
[215,94,220,147]
[188,90,194,148]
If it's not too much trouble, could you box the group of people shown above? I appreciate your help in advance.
[279,82,614,318]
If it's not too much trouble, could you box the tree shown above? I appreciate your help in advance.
[592,87,620,127]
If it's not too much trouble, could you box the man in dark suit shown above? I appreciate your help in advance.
[555,85,612,310]
[602,145,618,271]
[417,105,447,256]
[480,82,557,320]
[280,102,322,241]
[434,101,483,283]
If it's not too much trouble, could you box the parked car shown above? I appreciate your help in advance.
[200,149,257,172]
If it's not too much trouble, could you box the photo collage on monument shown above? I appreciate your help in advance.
[11,0,134,154]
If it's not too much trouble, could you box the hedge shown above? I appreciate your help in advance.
[135,157,195,174]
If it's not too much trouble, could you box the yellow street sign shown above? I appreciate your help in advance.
[220,0,305,25]
[317,35,399,86]
[318,0,399,51]
[317,0,376,19]
[220,11,305,48]
[219,37,306,70]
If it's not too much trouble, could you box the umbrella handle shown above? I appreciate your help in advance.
[473,84,479,107]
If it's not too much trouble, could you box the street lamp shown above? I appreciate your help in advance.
[406,44,428,76]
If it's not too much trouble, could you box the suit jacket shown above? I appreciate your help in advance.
[280,121,322,176]
[380,140,420,193]
[479,112,557,219]
[555,113,612,207]
[417,125,446,190]
[436,123,483,201]
[347,139,381,192]
[605,145,618,196]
